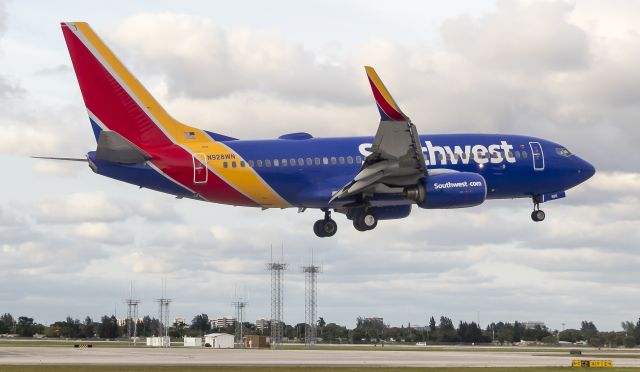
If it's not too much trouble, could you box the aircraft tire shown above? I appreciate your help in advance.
[353,212,378,231]
[531,210,545,222]
[313,220,325,237]
[353,218,368,232]
[321,219,338,237]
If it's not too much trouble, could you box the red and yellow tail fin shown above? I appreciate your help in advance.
[61,22,207,148]
[364,66,409,122]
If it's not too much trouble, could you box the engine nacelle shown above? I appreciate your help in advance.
[405,172,487,209]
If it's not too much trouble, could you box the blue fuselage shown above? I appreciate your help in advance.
[223,133,595,208]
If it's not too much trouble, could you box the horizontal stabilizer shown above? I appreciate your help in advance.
[96,130,151,163]
[31,156,87,162]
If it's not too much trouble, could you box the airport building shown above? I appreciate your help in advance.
[210,316,236,329]
[256,318,269,331]
[365,317,384,324]
[522,321,546,329]
[116,317,143,327]
[173,317,186,325]
[204,333,234,348]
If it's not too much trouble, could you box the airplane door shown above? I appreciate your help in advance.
[193,153,208,184]
[529,142,544,171]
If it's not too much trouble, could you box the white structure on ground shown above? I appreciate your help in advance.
[183,337,203,347]
[204,333,234,349]
[146,336,170,347]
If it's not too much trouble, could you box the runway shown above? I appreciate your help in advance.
[2,347,640,367]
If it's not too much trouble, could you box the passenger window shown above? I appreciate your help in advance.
[331,157,337,165]
[356,156,362,163]
[223,162,228,168]
[231,161,236,168]
[257,160,263,167]
[347,156,354,164]
[281,159,287,166]
[322,157,329,165]
[265,159,271,167]
[298,158,304,166]
[314,158,321,165]
[248,160,254,167]
[515,151,520,159]
[339,156,345,164]
[306,158,312,166]
[522,151,528,159]
[273,159,279,167]
[240,161,245,167]
[290,158,296,166]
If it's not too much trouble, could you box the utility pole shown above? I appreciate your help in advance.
[155,278,172,347]
[125,281,140,346]
[302,248,321,349]
[266,245,287,349]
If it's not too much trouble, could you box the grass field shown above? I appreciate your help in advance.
[2,368,640,372]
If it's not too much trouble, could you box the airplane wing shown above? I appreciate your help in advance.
[330,66,427,204]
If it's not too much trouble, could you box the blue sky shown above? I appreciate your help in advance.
[1,0,640,331]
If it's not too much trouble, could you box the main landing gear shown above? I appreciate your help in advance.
[353,210,378,232]
[531,201,545,222]
[313,209,338,238]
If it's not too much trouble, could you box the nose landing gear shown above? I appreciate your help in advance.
[313,209,338,237]
[531,201,545,222]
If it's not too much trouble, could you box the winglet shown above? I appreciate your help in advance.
[365,66,408,121]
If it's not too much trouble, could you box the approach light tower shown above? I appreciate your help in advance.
[266,245,287,349]
[155,278,172,347]
[302,248,321,348]
[125,281,141,346]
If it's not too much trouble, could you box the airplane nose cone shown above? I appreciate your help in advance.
[578,158,596,182]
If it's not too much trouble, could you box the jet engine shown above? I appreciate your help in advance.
[405,172,487,209]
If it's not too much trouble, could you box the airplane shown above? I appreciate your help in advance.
[36,22,596,238]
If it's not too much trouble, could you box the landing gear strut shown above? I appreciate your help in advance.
[313,209,338,237]
[353,210,378,232]
[531,201,545,222]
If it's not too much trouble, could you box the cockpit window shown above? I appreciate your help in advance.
[556,147,573,157]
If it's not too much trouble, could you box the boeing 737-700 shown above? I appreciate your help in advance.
[35,22,596,237]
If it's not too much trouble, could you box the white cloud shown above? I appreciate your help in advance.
[35,192,130,224]
[70,222,134,245]
[34,192,182,224]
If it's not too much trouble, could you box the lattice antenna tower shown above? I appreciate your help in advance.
[155,277,172,346]
[266,244,287,349]
[125,281,141,346]
[232,288,248,348]
[302,248,321,348]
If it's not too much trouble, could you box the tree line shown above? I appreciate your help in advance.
[2,312,640,347]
